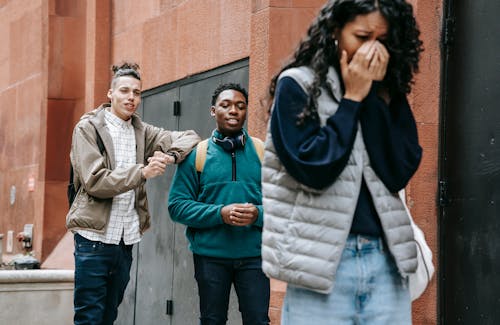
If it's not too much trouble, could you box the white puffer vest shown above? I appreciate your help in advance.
[261,66,417,294]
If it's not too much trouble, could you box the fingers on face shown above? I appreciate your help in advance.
[370,43,389,67]
[355,41,389,62]
[371,43,389,71]
[366,46,378,67]
[376,41,390,60]
[350,48,363,66]
[349,41,377,70]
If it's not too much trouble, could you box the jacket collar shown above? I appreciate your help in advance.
[85,103,145,168]
[88,103,142,126]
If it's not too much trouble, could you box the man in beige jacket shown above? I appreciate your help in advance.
[66,62,200,325]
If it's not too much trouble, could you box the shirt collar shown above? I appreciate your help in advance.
[104,109,133,129]
[212,128,246,140]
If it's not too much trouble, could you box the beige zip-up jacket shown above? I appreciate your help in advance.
[66,104,200,234]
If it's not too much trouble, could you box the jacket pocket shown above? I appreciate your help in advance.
[66,191,110,231]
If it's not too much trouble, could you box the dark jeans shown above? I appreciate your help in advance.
[193,254,270,325]
[73,233,133,325]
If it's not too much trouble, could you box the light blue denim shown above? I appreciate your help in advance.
[281,234,411,325]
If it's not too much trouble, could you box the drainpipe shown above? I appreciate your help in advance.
[0,233,3,266]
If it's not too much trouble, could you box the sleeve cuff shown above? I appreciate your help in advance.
[335,98,362,119]
[166,151,179,163]
[340,97,362,107]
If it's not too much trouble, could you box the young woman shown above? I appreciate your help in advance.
[261,0,424,323]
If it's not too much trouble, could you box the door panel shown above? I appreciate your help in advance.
[179,77,222,139]
[118,60,249,324]
[137,89,180,325]
[174,73,247,324]
[178,64,250,138]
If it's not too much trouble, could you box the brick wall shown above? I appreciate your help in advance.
[0,0,441,323]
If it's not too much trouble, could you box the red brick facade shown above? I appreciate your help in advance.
[0,1,440,323]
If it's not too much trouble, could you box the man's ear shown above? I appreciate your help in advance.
[107,89,113,100]
[210,106,216,117]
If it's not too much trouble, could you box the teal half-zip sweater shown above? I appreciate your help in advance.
[168,129,263,259]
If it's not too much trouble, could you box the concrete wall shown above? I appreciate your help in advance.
[0,270,73,324]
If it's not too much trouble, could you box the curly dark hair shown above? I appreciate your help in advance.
[111,62,141,88]
[211,83,248,106]
[269,0,423,123]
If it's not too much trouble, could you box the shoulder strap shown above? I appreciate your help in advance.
[195,137,264,173]
[96,131,105,154]
[69,129,106,196]
[68,127,106,207]
[251,137,264,162]
[195,139,209,172]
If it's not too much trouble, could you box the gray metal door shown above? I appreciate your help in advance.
[440,1,500,323]
[117,59,249,325]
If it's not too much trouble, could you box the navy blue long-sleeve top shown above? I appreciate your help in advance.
[270,76,422,236]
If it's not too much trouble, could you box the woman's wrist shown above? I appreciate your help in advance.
[343,93,363,102]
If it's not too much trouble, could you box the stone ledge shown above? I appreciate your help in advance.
[0,269,74,283]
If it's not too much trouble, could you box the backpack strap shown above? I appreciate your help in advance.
[195,137,264,173]
[71,131,105,183]
[195,139,209,173]
[250,137,264,162]
[95,131,105,155]
[68,130,106,206]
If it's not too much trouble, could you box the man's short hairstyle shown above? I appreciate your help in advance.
[211,83,248,106]
[111,62,141,88]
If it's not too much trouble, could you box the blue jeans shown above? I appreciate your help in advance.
[281,234,411,325]
[193,254,270,325]
[73,233,133,325]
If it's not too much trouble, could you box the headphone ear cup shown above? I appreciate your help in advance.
[238,133,246,147]
[212,133,246,152]
[213,137,236,151]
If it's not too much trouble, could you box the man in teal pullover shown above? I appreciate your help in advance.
[168,83,270,325]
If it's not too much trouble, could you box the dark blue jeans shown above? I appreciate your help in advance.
[193,254,270,325]
[73,233,133,325]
